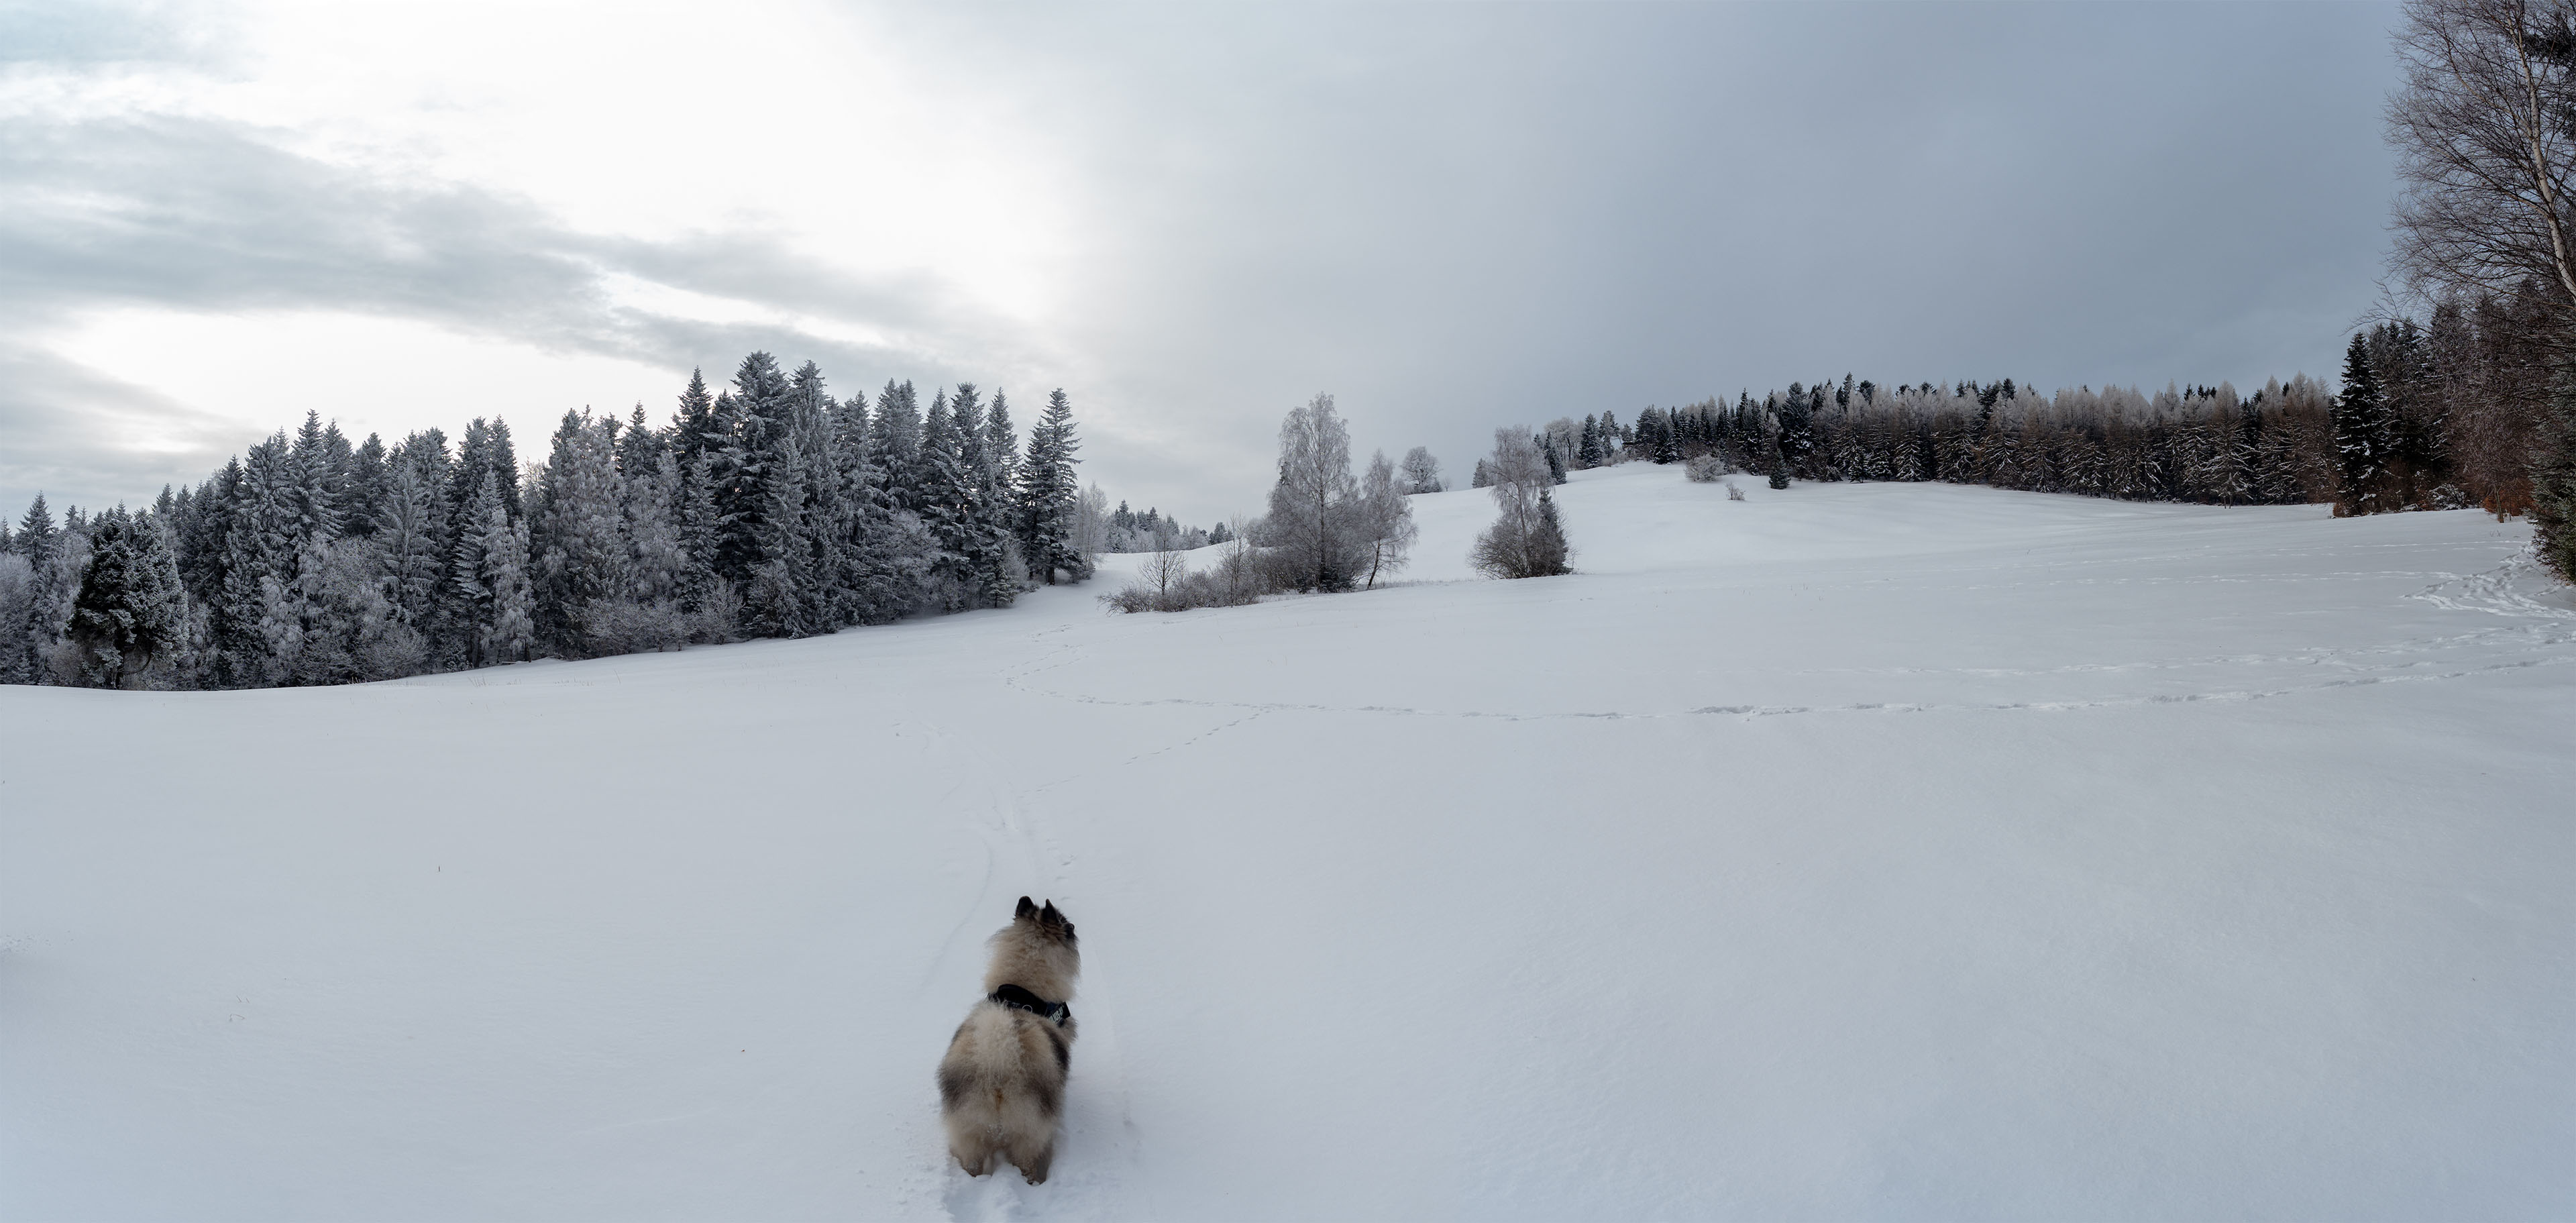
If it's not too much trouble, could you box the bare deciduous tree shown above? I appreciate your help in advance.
[2389,0,2576,317]
[1138,526,1190,610]
[1356,449,1418,588]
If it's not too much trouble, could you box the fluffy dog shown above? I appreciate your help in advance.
[938,896,1079,1183]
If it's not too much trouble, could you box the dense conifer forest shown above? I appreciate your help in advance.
[0,354,1091,689]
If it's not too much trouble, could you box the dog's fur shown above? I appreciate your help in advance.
[938,896,1079,1183]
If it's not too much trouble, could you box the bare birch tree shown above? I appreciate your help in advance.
[1260,393,1366,590]
[1356,449,1418,588]
[2390,0,2576,317]
[1469,428,1570,578]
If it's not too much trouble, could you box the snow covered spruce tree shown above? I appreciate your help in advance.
[2331,333,2396,516]
[1017,389,1091,584]
[60,507,186,688]
[1469,427,1573,579]
[3,494,66,683]
[1259,393,1370,591]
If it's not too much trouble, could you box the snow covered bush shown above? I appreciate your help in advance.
[1102,530,1273,614]
[1684,454,1731,483]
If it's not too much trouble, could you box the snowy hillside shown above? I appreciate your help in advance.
[5,463,2570,1221]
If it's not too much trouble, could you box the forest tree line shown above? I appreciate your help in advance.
[1511,293,2547,520]
[0,353,1097,690]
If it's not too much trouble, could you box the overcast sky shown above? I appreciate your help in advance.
[2,0,2402,525]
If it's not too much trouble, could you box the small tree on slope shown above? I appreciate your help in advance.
[1470,429,1572,579]
[1356,449,1419,588]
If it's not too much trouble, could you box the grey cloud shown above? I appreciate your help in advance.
[2,1,2412,527]
[0,113,1033,514]
[908,1,2404,520]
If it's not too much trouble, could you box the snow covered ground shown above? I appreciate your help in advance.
[5,462,2571,1221]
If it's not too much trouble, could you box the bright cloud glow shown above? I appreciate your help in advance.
[51,307,686,451]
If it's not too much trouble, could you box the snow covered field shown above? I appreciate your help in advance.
[5,462,2571,1221]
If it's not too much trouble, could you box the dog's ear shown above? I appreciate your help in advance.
[1016,896,1037,919]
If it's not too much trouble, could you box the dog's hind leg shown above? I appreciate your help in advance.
[1009,1136,1054,1185]
[947,1122,997,1177]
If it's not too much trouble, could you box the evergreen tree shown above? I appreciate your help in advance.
[8,494,60,682]
[2332,332,2394,515]
[345,433,388,538]
[1529,488,1571,576]
[1765,412,1791,490]
[741,426,814,637]
[375,455,445,629]
[873,380,924,514]
[715,352,794,591]
[2532,366,2576,583]
[451,472,529,666]
[916,388,977,609]
[985,389,1020,492]
[532,410,630,655]
[288,411,347,543]
[1016,388,1088,584]
[65,507,187,687]
[674,368,720,472]
[786,361,845,631]
[824,384,901,622]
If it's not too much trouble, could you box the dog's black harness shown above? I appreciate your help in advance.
[989,983,1072,1027]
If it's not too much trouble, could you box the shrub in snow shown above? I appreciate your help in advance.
[1726,481,1746,501]
[1103,533,1275,614]
[1684,454,1731,483]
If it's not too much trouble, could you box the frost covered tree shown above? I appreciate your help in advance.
[0,551,34,685]
[376,454,446,630]
[6,494,62,682]
[1356,449,1418,588]
[453,472,533,667]
[61,507,186,688]
[1260,393,1368,591]
[533,410,631,655]
[1074,482,1112,562]
[11,352,1115,688]
[1017,389,1089,584]
[1764,411,1791,490]
[1469,428,1572,579]
[1398,445,1444,494]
